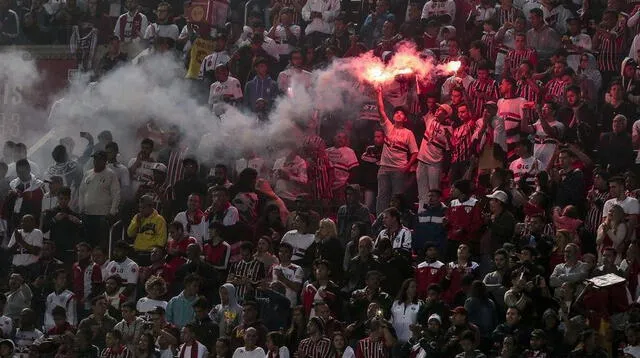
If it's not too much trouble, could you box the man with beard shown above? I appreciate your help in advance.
[560,85,596,151]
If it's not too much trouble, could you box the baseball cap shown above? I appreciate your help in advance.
[428,314,442,324]
[451,306,467,315]
[531,329,546,339]
[437,103,453,117]
[151,163,167,173]
[91,150,107,160]
[486,190,508,204]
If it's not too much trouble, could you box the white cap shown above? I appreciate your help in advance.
[428,314,442,324]
[486,190,508,204]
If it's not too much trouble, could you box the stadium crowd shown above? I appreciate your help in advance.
[2,0,640,355]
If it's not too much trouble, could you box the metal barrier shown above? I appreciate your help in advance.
[244,0,255,26]
[108,220,124,260]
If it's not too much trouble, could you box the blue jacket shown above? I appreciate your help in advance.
[243,75,278,111]
[415,203,447,252]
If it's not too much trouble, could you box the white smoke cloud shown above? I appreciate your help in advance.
[0,42,456,172]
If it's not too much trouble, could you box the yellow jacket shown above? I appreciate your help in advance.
[127,210,167,252]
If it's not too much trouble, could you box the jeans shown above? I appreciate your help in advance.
[416,161,441,209]
[376,166,407,215]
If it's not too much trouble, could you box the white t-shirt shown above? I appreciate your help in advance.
[271,263,304,306]
[380,120,419,169]
[8,229,43,266]
[421,0,456,21]
[232,347,265,358]
[143,23,180,41]
[209,76,243,105]
[44,289,76,331]
[508,156,542,185]
[105,257,140,285]
[390,301,422,342]
[326,146,359,189]
[174,211,209,245]
[603,196,640,219]
[281,230,315,263]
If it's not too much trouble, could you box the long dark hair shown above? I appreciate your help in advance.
[395,278,418,304]
[216,337,233,358]
[138,333,157,358]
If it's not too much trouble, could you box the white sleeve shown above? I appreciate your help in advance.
[208,84,216,105]
[403,230,412,250]
[322,0,340,21]
[143,24,153,39]
[629,10,640,28]
[67,296,77,327]
[139,16,149,39]
[421,2,431,19]
[602,200,612,218]
[32,230,44,248]
[113,16,121,37]
[126,263,140,284]
[301,1,311,21]
[232,79,243,99]
[630,199,640,215]
[293,266,304,283]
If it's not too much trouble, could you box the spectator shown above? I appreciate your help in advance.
[113,0,148,48]
[243,57,279,112]
[443,306,481,357]
[272,146,308,206]
[79,151,120,247]
[549,243,589,296]
[174,244,218,301]
[446,180,483,261]
[296,316,332,357]
[192,299,219,350]
[78,296,118,349]
[374,86,419,215]
[230,301,268,349]
[209,64,243,108]
[553,148,586,209]
[8,214,43,271]
[114,302,144,354]
[415,190,447,255]
[142,2,178,44]
[375,207,412,255]
[6,159,45,232]
[41,186,83,264]
[210,284,243,338]
[13,309,43,358]
[336,184,371,244]
[227,242,265,303]
[136,276,168,317]
[203,222,232,271]
[101,330,132,358]
[526,8,561,60]
[105,241,139,300]
[232,326,265,358]
[271,242,303,307]
[417,102,453,206]
[166,273,200,329]
[598,114,634,175]
[44,269,77,331]
[178,323,209,358]
[127,195,168,255]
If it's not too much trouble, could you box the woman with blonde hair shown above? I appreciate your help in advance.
[304,218,343,277]
[596,204,626,264]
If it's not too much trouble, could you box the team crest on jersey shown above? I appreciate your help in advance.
[465,207,472,213]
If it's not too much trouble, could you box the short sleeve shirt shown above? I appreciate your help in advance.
[380,120,419,169]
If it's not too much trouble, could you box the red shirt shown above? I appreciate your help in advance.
[167,236,198,268]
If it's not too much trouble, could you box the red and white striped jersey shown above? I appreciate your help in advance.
[355,337,389,358]
[497,96,527,160]
[297,337,332,358]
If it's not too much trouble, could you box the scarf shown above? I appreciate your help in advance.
[207,203,229,224]
[179,342,199,358]
[118,11,142,41]
[186,209,204,233]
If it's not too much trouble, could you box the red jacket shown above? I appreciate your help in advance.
[446,198,483,243]
[442,261,480,304]
[415,260,446,300]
